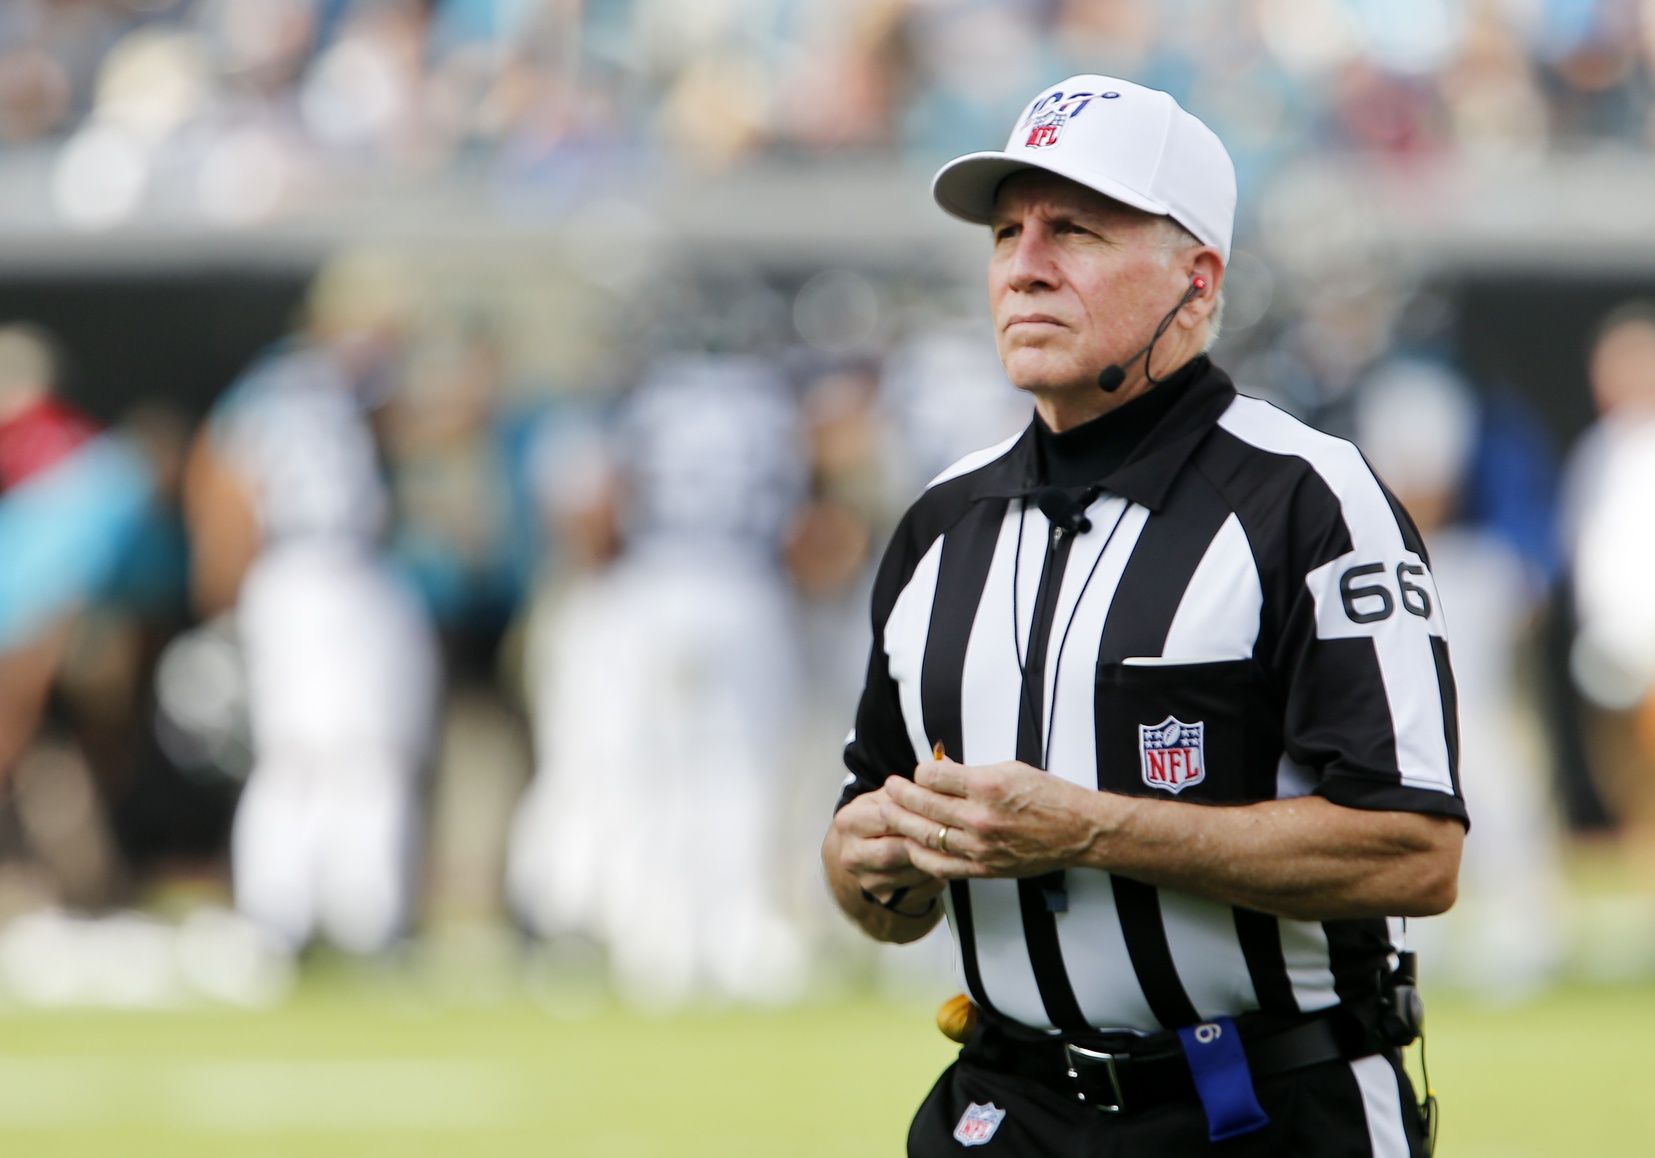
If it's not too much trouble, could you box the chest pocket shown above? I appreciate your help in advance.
[1094,658,1281,804]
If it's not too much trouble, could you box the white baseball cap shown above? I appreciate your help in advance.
[931,76,1237,262]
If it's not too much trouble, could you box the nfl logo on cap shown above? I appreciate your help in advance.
[953,1102,1007,1147]
[1139,716,1206,794]
[1025,110,1065,148]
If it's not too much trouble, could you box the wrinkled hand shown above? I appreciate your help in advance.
[882,757,1108,879]
[830,784,944,904]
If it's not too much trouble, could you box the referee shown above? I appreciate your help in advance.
[823,75,1465,1156]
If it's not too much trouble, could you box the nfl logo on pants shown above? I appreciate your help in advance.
[1139,716,1206,794]
[953,1102,1006,1147]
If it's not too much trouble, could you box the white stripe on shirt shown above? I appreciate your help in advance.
[1219,397,1455,796]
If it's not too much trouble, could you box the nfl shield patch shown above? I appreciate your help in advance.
[953,1102,1006,1147]
[1139,716,1206,794]
[1024,110,1067,148]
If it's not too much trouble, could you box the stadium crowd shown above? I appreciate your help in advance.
[2,0,1655,227]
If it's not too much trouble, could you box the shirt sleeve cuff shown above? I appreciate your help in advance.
[1313,775,1470,828]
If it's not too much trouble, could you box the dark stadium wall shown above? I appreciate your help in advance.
[1452,270,1655,451]
[0,266,315,423]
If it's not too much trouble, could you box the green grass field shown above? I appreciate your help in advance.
[3,972,1653,1156]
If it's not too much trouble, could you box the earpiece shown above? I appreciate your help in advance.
[1191,275,1207,294]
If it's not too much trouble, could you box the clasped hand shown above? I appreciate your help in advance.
[881,755,1106,879]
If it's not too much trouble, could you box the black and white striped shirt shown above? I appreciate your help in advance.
[839,357,1467,1034]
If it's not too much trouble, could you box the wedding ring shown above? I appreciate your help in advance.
[938,825,950,854]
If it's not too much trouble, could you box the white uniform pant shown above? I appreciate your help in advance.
[510,551,803,1005]
[233,544,439,956]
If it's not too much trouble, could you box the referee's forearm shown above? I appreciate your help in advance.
[1080,793,1464,921]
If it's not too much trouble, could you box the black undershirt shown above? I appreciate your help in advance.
[1033,355,1209,489]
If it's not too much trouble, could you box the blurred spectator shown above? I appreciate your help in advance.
[5,0,1655,230]
[299,1,426,163]
[182,250,440,960]
[1531,0,1650,143]
[1438,2,1550,160]
[1562,303,1655,865]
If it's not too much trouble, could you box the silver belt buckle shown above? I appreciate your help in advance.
[1063,1043,1127,1113]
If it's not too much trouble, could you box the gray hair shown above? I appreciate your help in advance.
[1155,219,1224,351]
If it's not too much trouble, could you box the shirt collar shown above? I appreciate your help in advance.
[968,355,1237,512]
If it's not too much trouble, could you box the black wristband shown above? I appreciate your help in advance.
[860,886,939,919]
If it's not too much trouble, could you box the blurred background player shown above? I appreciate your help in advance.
[1562,304,1655,875]
[509,349,810,1007]
[1355,358,1565,999]
[376,303,542,937]
[183,252,440,960]
[0,323,165,924]
[0,325,157,781]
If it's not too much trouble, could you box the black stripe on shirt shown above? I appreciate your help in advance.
[1011,513,1088,1031]
[922,499,1007,1018]
[1091,475,1233,1028]
[1431,636,1461,798]
[1233,907,1300,1015]
[1325,916,1391,1010]
[1095,475,1231,661]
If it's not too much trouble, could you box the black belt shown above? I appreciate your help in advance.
[966,1006,1381,1115]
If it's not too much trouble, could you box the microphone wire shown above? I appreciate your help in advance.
[1098,280,1203,393]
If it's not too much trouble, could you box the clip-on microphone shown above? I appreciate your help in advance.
[1035,486,1093,535]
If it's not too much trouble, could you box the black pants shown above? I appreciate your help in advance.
[908,1050,1428,1157]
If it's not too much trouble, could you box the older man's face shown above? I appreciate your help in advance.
[988,171,1183,401]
